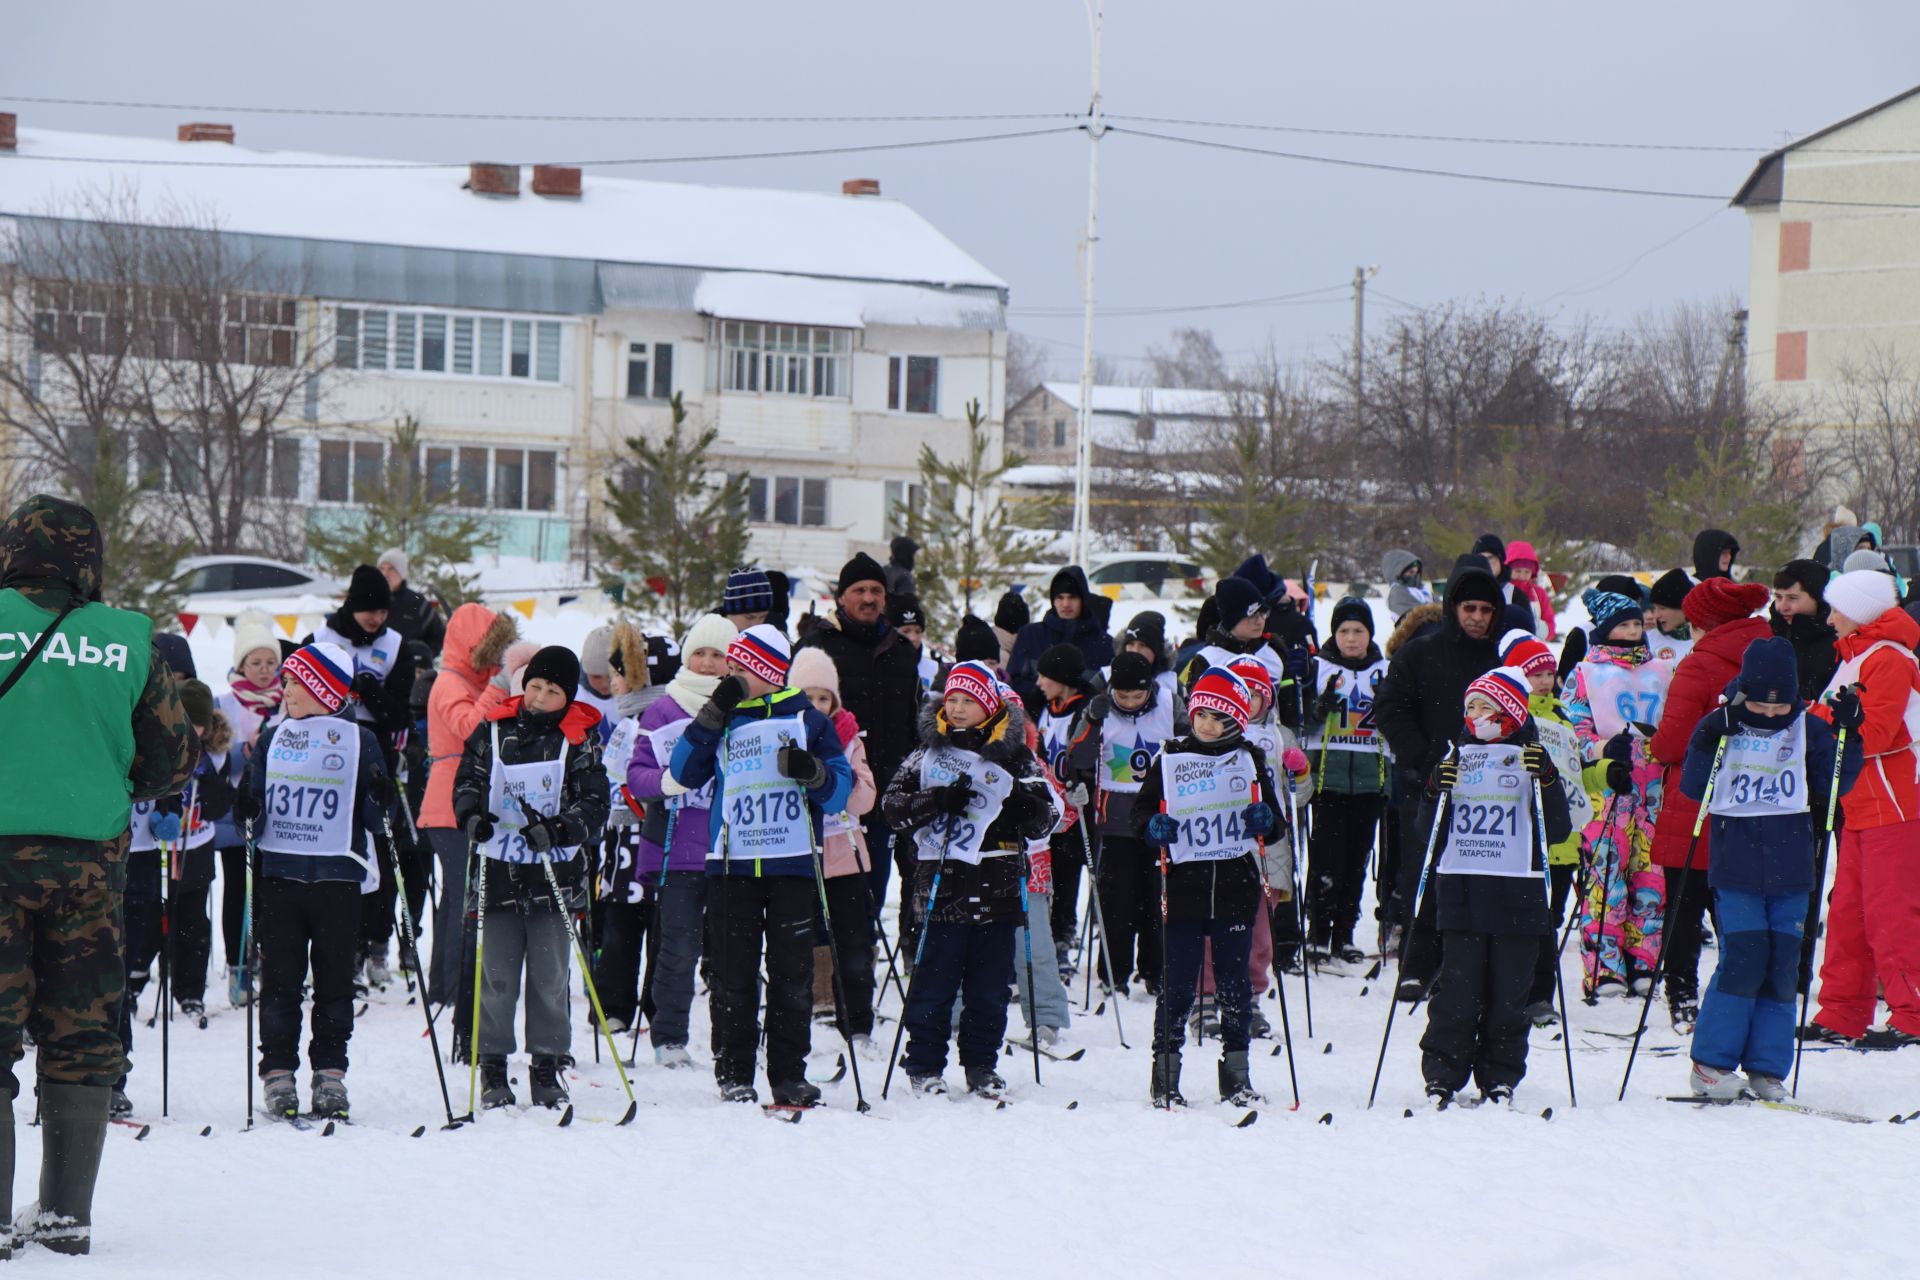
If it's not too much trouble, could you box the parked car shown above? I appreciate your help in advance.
[1088,553,1206,600]
[174,556,343,601]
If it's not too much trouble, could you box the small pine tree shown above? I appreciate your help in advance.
[601,392,750,635]
[1641,427,1806,575]
[306,417,490,608]
[1420,429,1579,592]
[90,432,186,626]
[1178,421,1312,579]
[906,398,1056,638]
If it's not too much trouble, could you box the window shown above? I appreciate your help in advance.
[887,355,939,414]
[32,282,296,365]
[721,322,850,399]
[527,451,557,513]
[1053,418,1067,449]
[884,479,924,537]
[271,437,302,499]
[352,442,384,499]
[334,306,564,382]
[738,473,827,527]
[232,563,309,592]
[494,449,526,510]
[316,439,555,511]
[425,446,455,503]
[318,440,350,502]
[1022,420,1037,449]
[626,341,675,399]
[458,448,489,507]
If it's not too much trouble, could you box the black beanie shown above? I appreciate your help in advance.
[836,552,887,596]
[1329,595,1374,638]
[993,589,1030,634]
[1047,567,1086,602]
[889,594,926,629]
[523,645,581,705]
[1213,575,1266,626]
[1109,651,1154,692]
[1472,532,1506,564]
[1774,558,1831,602]
[179,678,214,730]
[1120,615,1168,665]
[1038,643,1084,688]
[1594,573,1646,606]
[1649,568,1696,611]
[954,615,999,663]
[345,564,392,614]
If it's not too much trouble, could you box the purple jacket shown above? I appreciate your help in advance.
[625,696,713,875]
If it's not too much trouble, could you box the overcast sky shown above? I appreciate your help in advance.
[10,1,1919,382]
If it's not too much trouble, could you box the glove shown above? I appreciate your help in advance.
[1281,746,1309,776]
[929,783,974,816]
[1242,802,1277,838]
[149,811,183,843]
[1828,686,1864,732]
[234,788,261,824]
[1428,757,1459,794]
[776,745,827,789]
[352,670,382,703]
[465,811,498,843]
[1605,758,1633,796]
[489,667,512,692]
[1084,693,1112,724]
[368,771,395,811]
[1695,704,1735,742]
[1309,690,1343,723]
[1144,812,1179,845]
[695,676,748,731]
[1601,731,1633,764]
[1521,743,1557,786]
[522,814,570,854]
[1064,781,1091,809]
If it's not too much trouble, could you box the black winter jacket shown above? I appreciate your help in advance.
[1374,566,1501,785]
[1130,730,1281,923]
[797,607,924,792]
[1771,607,1839,706]
[452,700,610,910]
[388,581,446,659]
[1006,566,1116,713]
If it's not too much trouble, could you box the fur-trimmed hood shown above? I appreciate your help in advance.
[1385,603,1443,657]
[443,603,518,683]
[206,707,234,756]
[915,692,1031,754]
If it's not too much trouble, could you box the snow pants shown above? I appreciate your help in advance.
[257,877,359,1075]
[171,845,217,1003]
[1814,821,1920,1038]
[1049,827,1085,957]
[424,827,471,1008]
[1096,836,1161,992]
[1527,862,1577,1007]
[1200,886,1279,997]
[0,854,126,1093]
[1580,811,1663,992]
[1420,930,1536,1094]
[1693,889,1805,1080]
[1012,889,1071,1034]
[819,873,876,1038]
[1309,792,1384,945]
[478,905,572,1060]
[902,920,1016,1076]
[709,876,814,1089]
[1155,916,1254,1055]
[1662,865,1715,1003]
[644,871,708,1051]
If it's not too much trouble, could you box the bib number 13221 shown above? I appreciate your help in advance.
[1452,802,1519,837]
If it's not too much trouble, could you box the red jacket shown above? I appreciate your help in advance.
[1809,609,1920,830]
[1647,616,1771,869]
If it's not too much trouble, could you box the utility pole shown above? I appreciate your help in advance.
[1070,0,1104,569]
[1351,264,1378,428]
[1710,307,1749,419]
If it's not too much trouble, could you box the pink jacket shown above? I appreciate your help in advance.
[822,708,877,878]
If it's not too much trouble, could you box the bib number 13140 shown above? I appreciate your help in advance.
[1453,802,1520,838]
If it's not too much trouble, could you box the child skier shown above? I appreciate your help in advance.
[1222,655,1310,1009]
[167,680,234,1025]
[213,613,281,1008]
[1503,542,1556,640]
[454,645,610,1110]
[1419,667,1572,1107]
[1647,569,1697,665]
[1035,643,1094,975]
[1684,639,1862,1098]
[884,662,1058,1097]
[1304,598,1391,965]
[671,624,853,1106]
[1566,589,1674,997]
[1135,667,1284,1107]
[236,643,393,1121]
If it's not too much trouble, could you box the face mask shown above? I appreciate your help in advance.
[1468,713,1505,741]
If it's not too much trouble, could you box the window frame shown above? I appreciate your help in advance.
[886,354,940,415]
[626,340,676,400]
[719,321,851,401]
[735,471,830,528]
[334,305,566,384]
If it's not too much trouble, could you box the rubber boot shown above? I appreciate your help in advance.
[0,1089,14,1260]
[1217,1049,1263,1106]
[27,1082,109,1255]
[1150,1052,1185,1108]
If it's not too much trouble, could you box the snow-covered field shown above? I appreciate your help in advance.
[32,868,1918,1279]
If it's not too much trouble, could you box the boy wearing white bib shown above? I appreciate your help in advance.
[235,643,393,1123]
[452,646,611,1112]
[1417,667,1571,1108]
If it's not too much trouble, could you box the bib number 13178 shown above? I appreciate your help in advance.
[730,790,802,828]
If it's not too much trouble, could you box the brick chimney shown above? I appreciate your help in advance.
[841,178,881,197]
[530,164,581,198]
[467,162,520,197]
[0,113,15,153]
[177,122,235,144]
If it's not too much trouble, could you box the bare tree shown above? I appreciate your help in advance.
[1146,327,1228,389]
[1827,345,1920,544]
[1005,330,1049,409]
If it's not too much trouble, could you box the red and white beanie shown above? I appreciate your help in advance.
[726,624,792,687]
[1188,667,1253,729]
[943,660,1005,720]
[1497,629,1556,678]
[1464,666,1532,738]
[283,642,354,713]
[1225,655,1274,709]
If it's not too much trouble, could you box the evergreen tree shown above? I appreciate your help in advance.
[306,416,488,607]
[601,392,749,635]
[90,432,186,626]
[1177,420,1312,579]
[1641,425,1806,574]
[905,397,1056,637]
[1421,429,1578,592]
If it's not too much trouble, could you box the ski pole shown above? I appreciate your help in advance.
[856,843,909,1014]
[1619,715,1734,1100]
[160,822,174,1119]
[1017,851,1042,1086]
[1285,773,1313,1038]
[1563,793,1618,964]
[1075,813,1128,1047]
[380,813,465,1130]
[1154,803,1172,1111]
[1794,719,1849,1098]
[883,784,966,1100]
[465,836,489,1121]
[1532,774,1577,1108]
[794,762,872,1114]
[1250,782,1300,1111]
[243,817,257,1132]
[1367,749,1453,1109]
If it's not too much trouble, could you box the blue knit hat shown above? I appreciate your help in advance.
[721,568,773,616]
[1581,589,1643,643]
[1736,636,1800,706]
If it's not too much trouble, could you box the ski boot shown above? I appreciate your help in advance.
[907,1073,948,1097]
[1150,1052,1185,1108]
[771,1079,822,1108]
[963,1066,1006,1101]
[1688,1060,1745,1100]
[1669,991,1699,1034]
[1479,1084,1514,1108]
[1247,1005,1273,1040]
[364,945,392,991]
[1217,1050,1264,1107]
[1796,1021,1851,1045]
[529,1057,571,1110]
[1746,1073,1788,1102]
[1424,1082,1454,1110]
[178,997,206,1027]
[309,1069,349,1120]
[1396,975,1430,1004]
[262,1070,299,1118]
[654,1044,694,1070]
[718,1080,759,1104]
[1333,930,1368,965]
[1524,999,1558,1028]
[1305,923,1332,965]
[108,1086,132,1120]
[480,1058,515,1109]
[17,1083,108,1256]
[1857,1026,1920,1051]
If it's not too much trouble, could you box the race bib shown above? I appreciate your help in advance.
[1582,660,1671,740]
[647,719,714,813]
[1098,698,1175,794]
[1438,744,1534,878]
[717,716,812,861]
[1308,658,1388,752]
[485,727,578,865]
[1710,718,1810,817]
[259,719,360,858]
[1533,716,1594,828]
[913,745,1015,866]
[1159,749,1259,864]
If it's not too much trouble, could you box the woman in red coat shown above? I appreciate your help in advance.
[1646,578,1771,1027]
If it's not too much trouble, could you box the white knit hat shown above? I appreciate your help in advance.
[231,610,280,669]
[680,613,737,660]
[378,547,409,580]
[1825,569,1898,627]
[580,624,614,678]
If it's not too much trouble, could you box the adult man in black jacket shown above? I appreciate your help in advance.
[1006,565,1114,714]
[378,549,445,660]
[1770,558,1838,705]
[797,552,925,917]
[1373,560,1503,999]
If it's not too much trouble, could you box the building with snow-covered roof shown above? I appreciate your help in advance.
[0,116,1008,579]
[1007,381,1234,463]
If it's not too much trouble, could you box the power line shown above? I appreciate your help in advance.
[1011,281,1351,318]
[1108,112,1768,152]
[4,126,1083,170]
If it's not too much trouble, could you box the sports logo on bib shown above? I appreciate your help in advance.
[1438,744,1535,878]
[1158,749,1258,864]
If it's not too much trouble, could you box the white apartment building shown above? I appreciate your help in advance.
[0,117,1008,577]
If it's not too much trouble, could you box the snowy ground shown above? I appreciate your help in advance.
[26,861,1918,1280]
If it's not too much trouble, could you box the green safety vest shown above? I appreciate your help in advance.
[0,588,154,841]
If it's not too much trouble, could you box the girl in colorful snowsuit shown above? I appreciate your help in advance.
[1135,668,1285,1107]
[1684,638,1861,1098]
[453,645,610,1111]
[1305,597,1391,964]
[624,614,735,1069]
[1418,667,1572,1107]
[884,662,1059,1098]
[1566,589,1674,997]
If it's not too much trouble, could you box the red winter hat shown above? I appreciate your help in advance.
[1465,667,1532,729]
[1682,578,1769,631]
[942,661,1004,720]
[1497,628,1555,677]
[1189,668,1253,729]
[1225,655,1274,708]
